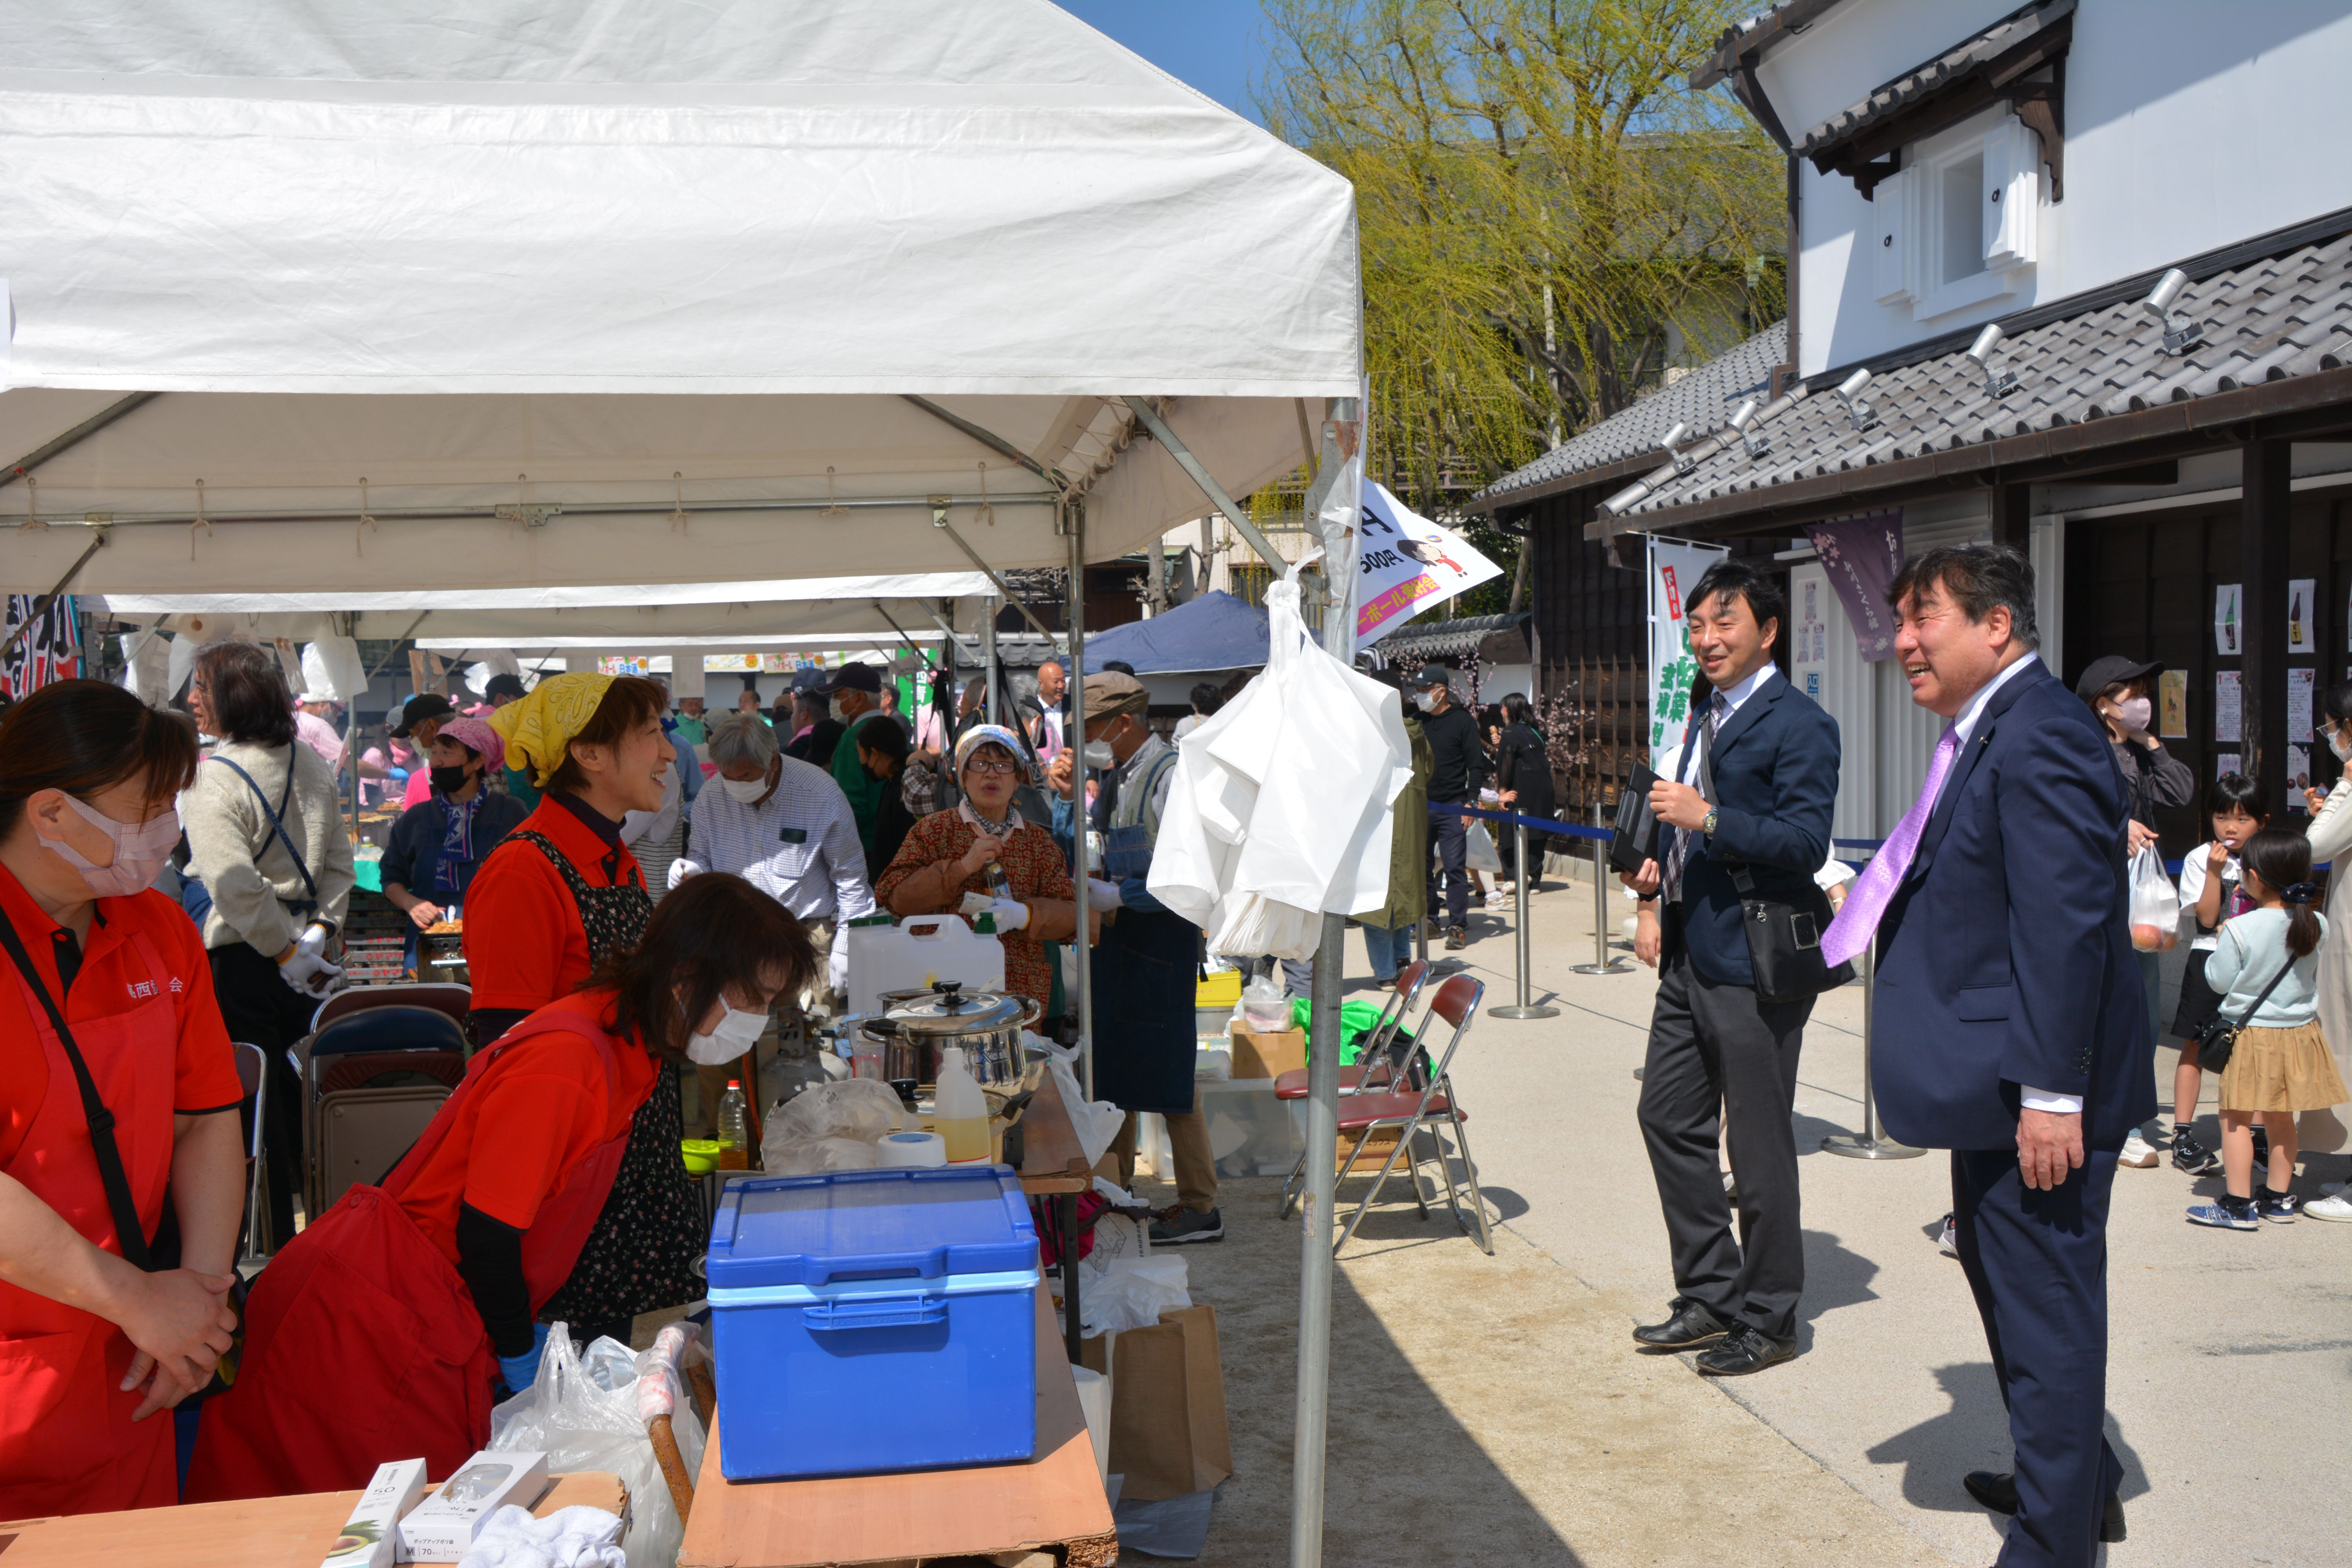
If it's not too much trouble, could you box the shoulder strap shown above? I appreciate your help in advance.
[2231,950,2296,1029]
[512,828,597,900]
[206,750,317,901]
[0,915,154,1269]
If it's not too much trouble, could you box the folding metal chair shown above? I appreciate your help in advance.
[300,1004,470,1216]
[311,980,474,1044]
[230,1042,270,1269]
[1274,960,1433,1219]
[1332,973,1492,1255]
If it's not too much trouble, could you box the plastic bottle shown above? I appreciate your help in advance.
[717,1079,751,1170]
[983,859,1013,903]
[933,1046,991,1164]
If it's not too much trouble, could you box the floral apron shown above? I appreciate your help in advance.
[509,832,705,1325]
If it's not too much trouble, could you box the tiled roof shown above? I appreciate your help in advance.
[1792,0,2072,159]
[1471,321,1785,508]
[1375,612,1530,662]
[1602,229,2352,524]
[1691,0,1847,91]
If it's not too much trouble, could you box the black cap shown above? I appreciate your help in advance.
[1414,664,1454,689]
[2073,654,2163,703]
[482,673,527,702]
[790,668,832,695]
[822,663,884,695]
[389,693,457,738]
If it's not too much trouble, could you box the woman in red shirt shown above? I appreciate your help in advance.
[0,681,246,1517]
[188,874,815,1499]
[463,674,671,1045]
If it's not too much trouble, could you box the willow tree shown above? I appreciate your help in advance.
[1259,0,1784,516]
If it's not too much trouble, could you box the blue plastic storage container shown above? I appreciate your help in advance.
[706,1165,1039,1481]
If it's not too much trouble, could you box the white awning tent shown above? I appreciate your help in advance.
[0,0,1359,597]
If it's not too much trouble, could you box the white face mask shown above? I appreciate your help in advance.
[830,695,864,723]
[1415,690,1442,713]
[686,1002,769,1065]
[2110,695,2152,732]
[719,772,770,804]
[1083,739,1116,770]
[2331,726,2352,763]
[38,795,181,898]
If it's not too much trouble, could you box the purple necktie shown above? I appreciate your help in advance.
[1820,723,1960,967]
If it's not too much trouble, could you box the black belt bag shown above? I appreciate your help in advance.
[1726,862,1855,1005]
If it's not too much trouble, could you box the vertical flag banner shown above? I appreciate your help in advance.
[1,592,82,697]
[1647,540,1729,774]
[1805,512,1905,661]
[1352,483,1504,650]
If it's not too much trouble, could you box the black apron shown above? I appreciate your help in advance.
[509,831,704,1324]
[1089,906,1202,1116]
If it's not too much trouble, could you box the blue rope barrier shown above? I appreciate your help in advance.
[1427,800,1611,841]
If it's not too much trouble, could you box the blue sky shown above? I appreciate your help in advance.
[1049,1,1272,123]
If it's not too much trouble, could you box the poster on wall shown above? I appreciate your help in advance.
[2288,578,2317,654]
[1803,512,1904,661]
[1646,537,1731,775]
[2158,669,2187,738]
[1791,569,1829,704]
[2215,670,2242,742]
[2289,666,2316,742]
[2216,752,2242,779]
[2289,745,2313,811]
[2214,583,2242,655]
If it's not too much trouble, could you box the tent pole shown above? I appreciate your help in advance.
[0,530,109,667]
[981,598,999,726]
[0,393,159,493]
[916,605,983,667]
[1064,499,1094,1100]
[1291,400,1361,1568]
[1119,397,1292,578]
[867,601,938,671]
[929,503,1063,644]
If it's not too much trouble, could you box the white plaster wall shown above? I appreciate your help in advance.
[1762,0,2352,375]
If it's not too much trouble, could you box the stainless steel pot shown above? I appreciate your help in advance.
[880,982,1041,1090]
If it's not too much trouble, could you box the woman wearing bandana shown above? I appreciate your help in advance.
[379,716,528,974]
[873,725,1094,1011]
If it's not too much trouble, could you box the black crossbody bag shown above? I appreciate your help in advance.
[2190,955,2292,1076]
[1700,747,1855,1005]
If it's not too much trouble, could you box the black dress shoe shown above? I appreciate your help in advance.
[1963,1471,2126,1543]
[1693,1324,1796,1376]
[1632,1296,1729,1350]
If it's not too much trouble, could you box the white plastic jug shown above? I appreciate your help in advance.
[845,915,1008,1019]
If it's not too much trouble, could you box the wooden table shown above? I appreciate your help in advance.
[677,1290,1115,1568]
[0,1472,627,1568]
[1011,1065,1095,1365]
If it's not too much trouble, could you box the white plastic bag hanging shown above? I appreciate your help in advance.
[299,636,367,702]
[759,1078,907,1173]
[1038,1034,1126,1167]
[486,1323,702,1568]
[2127,844,2180,952]
[1464,821,1502,874]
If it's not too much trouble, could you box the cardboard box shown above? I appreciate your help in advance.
[1227,1025,1306,1080]
[321,1458,428,1568]
[397,1451,550,1562]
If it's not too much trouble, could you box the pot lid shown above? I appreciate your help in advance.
[884,982,1029,1035]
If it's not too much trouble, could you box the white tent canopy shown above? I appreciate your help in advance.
[0,0,1360,596]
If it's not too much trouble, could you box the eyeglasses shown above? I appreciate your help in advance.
[964,758,1018,776]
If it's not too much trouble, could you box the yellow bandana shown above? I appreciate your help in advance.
[490,672,614,787]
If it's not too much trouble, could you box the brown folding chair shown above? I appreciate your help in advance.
[1333,973,1493,1255]
[230,1042,270,1268]
[1274,959,1433,1219]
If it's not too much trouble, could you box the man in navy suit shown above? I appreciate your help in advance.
[1620,559,1840,1377]
[1822,544,2154,1566]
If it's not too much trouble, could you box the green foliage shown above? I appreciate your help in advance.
[1258,0,1785,513]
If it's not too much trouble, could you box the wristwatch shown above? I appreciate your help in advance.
[1700,808,1719,836]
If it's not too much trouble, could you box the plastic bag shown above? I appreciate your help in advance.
[1464,820,1503,873]
[487,1323,704,1568]
[1038,1035,1126,1167]
[758,1078,906,1173]
[1238,974,1290,1033]
[2127,844,2180,952]
[1080,1254,1191,1336]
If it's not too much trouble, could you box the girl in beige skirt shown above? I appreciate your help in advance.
[2190,828,2350,1228]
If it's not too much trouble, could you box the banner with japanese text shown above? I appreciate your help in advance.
[1353,482,1504,650]
[1804,512,1905,661]
[1647,539,1730,774]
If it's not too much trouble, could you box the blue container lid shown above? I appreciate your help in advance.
[707,1166,1038,1289]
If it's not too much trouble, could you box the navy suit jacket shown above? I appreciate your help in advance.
[1659,670,1840,988]
[1872,660,2158,1152]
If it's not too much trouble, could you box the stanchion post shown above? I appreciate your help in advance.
[1822,935,1921,1159]
[1491,815,1558,1018]
[1571,801,1632,976]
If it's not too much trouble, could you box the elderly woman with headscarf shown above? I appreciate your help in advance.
[873,725,1093,1011]
[381,716,531,972]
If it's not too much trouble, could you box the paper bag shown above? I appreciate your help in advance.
[1079,1304,1233,1501]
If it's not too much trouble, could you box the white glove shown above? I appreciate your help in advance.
[667,858,705,891]
[986,898,1031,933]
[828,949,849,995]
[296,923,331,961]
[1084,877,1124,911]
[279,926,343,997]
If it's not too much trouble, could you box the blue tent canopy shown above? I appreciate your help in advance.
[1079,590,1269,675]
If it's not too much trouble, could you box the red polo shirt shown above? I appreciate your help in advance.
[0,865,244,1169]
[460,796,644,1013]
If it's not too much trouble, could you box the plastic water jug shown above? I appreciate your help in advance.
[845,915,1007,1019]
